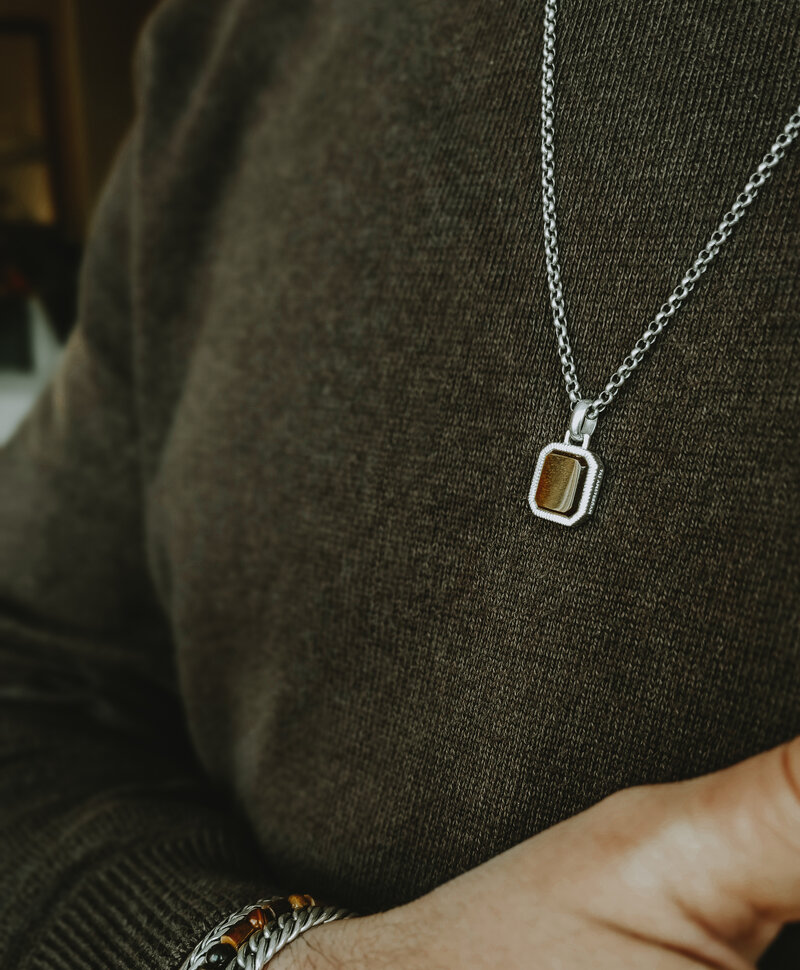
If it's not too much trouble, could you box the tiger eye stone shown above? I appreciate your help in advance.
[288,893,315,909]
[247,907,269,929]
[221,915,259,948]
[270,898,293,917]
[534,452,584,514]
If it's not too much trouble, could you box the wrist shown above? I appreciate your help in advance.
[266,919,352,970]
[268,910,406,970]
[276,904,431,970]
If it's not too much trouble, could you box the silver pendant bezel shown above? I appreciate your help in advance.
[528,436,604,526]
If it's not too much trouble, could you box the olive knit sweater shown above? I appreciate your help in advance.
[0,0,798,966]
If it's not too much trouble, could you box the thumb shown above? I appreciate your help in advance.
[669,736,800,949]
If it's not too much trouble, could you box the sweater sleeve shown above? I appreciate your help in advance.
[0,137,280,970]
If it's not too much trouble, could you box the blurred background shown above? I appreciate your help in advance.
[0,0,158,443]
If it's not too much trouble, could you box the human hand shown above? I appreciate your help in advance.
[274,737,800,969]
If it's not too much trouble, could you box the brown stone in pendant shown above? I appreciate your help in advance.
[534,451,585,514]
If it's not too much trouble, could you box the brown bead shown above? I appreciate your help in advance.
[288,893,315,910]
[220,914,259,949]
[269,897,293,918]
[253,896,314,928]
[247,907,268,930]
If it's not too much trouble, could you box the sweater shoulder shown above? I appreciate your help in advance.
[133,0,315,145]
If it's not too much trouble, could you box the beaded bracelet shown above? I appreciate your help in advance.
[180,895,356,970]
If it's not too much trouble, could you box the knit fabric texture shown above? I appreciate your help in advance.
[0,0,798,966]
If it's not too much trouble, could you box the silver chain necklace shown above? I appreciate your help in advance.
[528,0,800,526]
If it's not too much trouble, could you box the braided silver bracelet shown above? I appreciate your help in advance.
[180,895,356,970]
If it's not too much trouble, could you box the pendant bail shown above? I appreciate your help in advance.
[569,398,597,443]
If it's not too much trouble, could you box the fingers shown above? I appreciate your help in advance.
[555,737,800,964]
[669,736,800,935]
[484,737,800,968]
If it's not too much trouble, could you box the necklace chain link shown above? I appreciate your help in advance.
[540,0,800,423]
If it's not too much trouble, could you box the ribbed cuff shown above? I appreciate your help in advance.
[22,828,281,970]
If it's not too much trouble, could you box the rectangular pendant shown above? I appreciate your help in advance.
[528,435,603,526]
